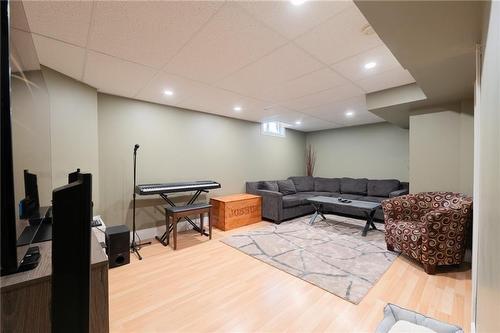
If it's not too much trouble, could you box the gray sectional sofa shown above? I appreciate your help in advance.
[246,176,409,224]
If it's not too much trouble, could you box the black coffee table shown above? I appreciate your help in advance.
[307,196,381,236]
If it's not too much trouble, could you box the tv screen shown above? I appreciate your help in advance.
[1,1,53,274]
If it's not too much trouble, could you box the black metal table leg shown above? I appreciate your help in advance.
[362,209,377,236]
[309,203,323,225]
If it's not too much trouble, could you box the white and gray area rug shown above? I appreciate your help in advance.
[221,215,398,304]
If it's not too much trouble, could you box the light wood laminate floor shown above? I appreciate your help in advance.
[109,222,471,333]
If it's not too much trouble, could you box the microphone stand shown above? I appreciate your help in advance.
[131,145,150,260]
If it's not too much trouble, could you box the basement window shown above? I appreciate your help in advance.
[261,122,286,137]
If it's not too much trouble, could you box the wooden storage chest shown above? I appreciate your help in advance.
[210,194,261,231]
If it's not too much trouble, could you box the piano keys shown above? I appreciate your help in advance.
[135,180,221,195]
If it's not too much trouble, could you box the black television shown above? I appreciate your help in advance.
[0,0,18,276]
[51,172,92,333]
[1,0,53,276]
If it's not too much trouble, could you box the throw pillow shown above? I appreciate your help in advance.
[288,176,314,192]
[261,181,279,192]
[277,180,297,195]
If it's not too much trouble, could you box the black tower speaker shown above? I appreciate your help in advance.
[105,225,130,268]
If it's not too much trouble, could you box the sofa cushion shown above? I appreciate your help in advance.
[340,178,368,195]
[277,180,297,195]
[314,177,340,192]
[363,196,386,203]
[261,181,279,192]
[367,179,401,197]
[282,193,312,208]
[289,176,314,192]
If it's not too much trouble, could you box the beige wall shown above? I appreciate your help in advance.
[98,94,306,230]
[409,109,473,195]
[475,1,500,331]
[305,122,409,181]
[42,67,100,211]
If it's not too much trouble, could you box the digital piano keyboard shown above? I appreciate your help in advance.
[135,180,221,195]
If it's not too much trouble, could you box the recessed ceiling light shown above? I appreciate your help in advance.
[291,0,306,6]
[345,111,354,117]
[163,90,174,96]
[295,121,302,125]
[364,62,377,70]
[233,106,242,112]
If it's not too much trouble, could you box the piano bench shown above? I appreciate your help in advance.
[164,204,212,250]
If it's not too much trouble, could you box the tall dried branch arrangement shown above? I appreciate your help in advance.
[305,144,316,177]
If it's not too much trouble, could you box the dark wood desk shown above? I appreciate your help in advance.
[0,233,109,333]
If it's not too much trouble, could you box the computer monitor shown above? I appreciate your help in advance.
[22,170,40,218]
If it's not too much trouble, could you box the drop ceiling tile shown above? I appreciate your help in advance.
[135,71,207,106]
[260,67,351,103]
[331,111,385,126]
[298,119,343,132]
[307,98,383,126]
[356,68,416,93]
[280,83,364,111]
[295,4,381,64]
[83,51,157,97]
[10,29,40,72]
[331,45,403,82]
[173,84,267,120]
[32,34,85,80]
[260,111,339,132]
[23,1,93,46]
[88,1,222,69]
[164,3,287,84]
[261,110,306,124]
[303,95,368,120]
[237,0,351,40]
[216,43,323,99]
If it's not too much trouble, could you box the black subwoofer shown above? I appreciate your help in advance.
[105,225,130,268]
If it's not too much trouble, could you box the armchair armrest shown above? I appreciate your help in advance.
[389,188,409,198]
[421,207,469,266]
[256,190,283,223]
[422,207,468,234]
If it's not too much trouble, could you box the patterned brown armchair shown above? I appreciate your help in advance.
[382,192,472,274]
